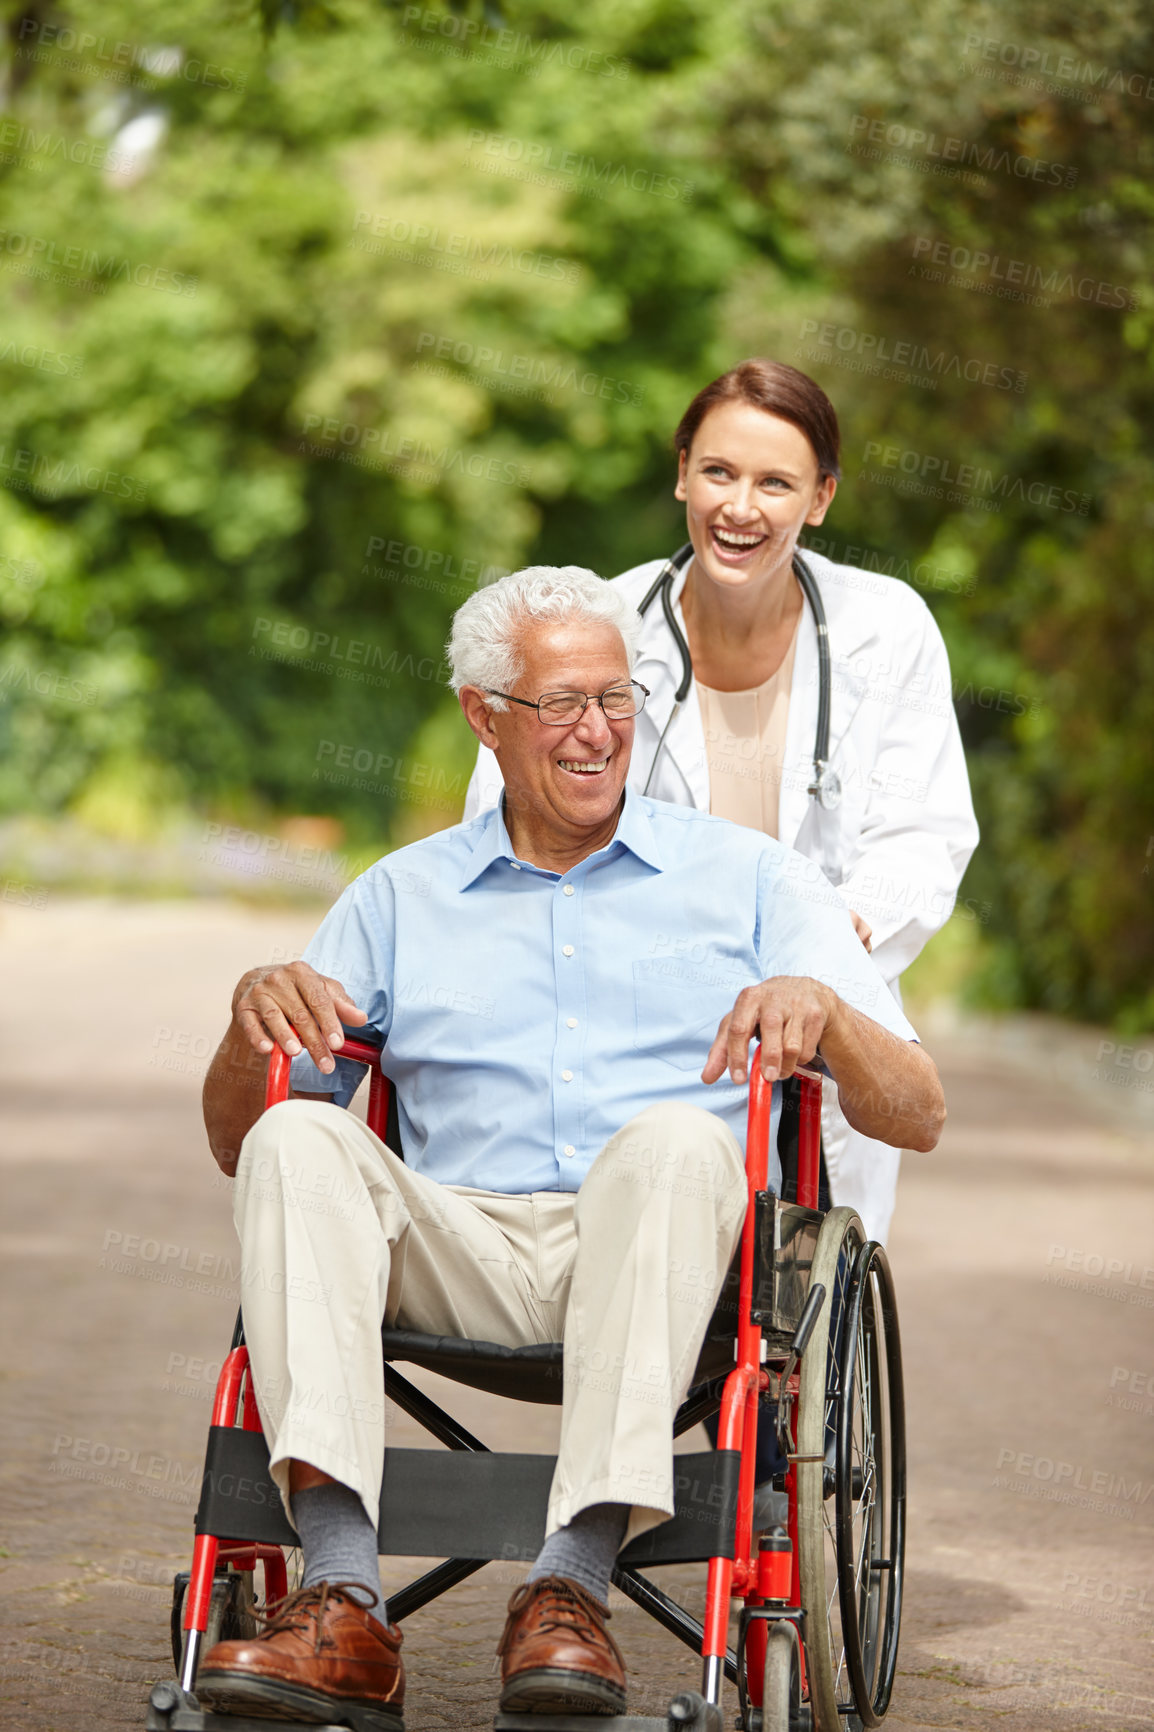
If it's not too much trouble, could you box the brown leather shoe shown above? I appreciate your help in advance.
[196,1580,404,1729]
[498,1575,626,1715]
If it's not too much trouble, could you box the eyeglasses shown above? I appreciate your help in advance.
[484,680,650,726]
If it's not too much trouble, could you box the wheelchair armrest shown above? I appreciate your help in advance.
[265,1029,392,1147]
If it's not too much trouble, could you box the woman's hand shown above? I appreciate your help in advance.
[849,910,873,952]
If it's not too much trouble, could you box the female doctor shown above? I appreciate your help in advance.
[464,357,978,1244]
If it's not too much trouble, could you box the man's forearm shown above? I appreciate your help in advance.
[203,1023,268,1176]
[819,999,945,1151]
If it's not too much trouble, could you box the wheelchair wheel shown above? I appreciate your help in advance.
[795,1209,905,1731]
[835,1242,904,1726]
[170,1569,256,1674]
[761,1621,802,1732]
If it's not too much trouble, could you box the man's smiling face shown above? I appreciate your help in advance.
[461,618,635,863]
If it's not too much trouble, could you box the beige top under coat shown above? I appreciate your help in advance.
[695,619,800,840]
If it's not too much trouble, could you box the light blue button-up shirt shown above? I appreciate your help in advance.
[290,790,917,1194]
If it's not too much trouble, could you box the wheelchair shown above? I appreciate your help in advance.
[146,1036,906,1732]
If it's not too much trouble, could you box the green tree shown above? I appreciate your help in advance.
[0,0,799,846]
[698,0,1154,1025]
[2,0,1150,1024]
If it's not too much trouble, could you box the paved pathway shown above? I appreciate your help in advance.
[1,900,1151,1731]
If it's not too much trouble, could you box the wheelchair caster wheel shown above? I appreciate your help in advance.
[758,1624,803,1732]
[146,1680,199,1729]
[667,1691,722,1732]
[170,1567,257,1674]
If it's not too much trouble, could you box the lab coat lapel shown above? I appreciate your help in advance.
[820,565,881,759]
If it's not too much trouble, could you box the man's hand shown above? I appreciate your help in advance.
[702,973,946,1152]
[203,961,367,1177]
[233,962,367,1077]
[702,977,837,1087]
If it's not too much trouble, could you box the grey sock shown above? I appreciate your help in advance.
[527,1502,629,1608]
[292,1481,384,1616]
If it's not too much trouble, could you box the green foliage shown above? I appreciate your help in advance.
[0,0,1150,1023]
[0,0,786,837]
[701,0,1154,1026]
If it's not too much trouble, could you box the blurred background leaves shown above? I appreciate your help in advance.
[0,0,1151,1026]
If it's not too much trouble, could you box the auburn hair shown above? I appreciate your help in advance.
[674,359,841,481]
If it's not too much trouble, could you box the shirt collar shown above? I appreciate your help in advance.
[460,785,663,889]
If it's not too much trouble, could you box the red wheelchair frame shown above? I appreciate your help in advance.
[161,1036,898,1732]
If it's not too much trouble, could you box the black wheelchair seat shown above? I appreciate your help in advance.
[380,1327,564,1404]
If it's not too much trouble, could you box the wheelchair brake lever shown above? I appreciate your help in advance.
[773,1281,827,1460]
[791,1280,826,1357]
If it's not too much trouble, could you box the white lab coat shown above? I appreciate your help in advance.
[463,550,978,1242]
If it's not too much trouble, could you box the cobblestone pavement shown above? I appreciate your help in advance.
[1,900,1152,1732]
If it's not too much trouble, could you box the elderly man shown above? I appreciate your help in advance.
[196,566,944,1728]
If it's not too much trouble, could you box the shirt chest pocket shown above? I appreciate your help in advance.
[631,957,748,1071]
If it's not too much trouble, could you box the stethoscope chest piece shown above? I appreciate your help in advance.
[808,761,842,811]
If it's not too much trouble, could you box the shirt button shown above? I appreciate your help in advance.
[561,1069,573,1082]
[566,1017,578,1028]
[563,1144,575,1157]
[563,884,575,896]
[511,862,522,870]
[562,944,575,957]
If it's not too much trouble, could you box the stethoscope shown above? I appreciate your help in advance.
[636,542,841,810]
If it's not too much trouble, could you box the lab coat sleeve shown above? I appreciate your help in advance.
[463,742,505,821]
[835,606,979,982]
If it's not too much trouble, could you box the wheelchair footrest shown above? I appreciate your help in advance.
[495,1695,721,1732]
[495,1719,670,1732]
[146,1680,400,1732]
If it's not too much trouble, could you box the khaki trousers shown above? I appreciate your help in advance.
[233,1098,746,1548]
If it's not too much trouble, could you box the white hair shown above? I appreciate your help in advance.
[447,565,640,706]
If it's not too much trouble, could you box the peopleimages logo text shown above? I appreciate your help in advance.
[861,442,1091,514]
[848,114,1077,185]
[961,32,1154,101]
[0,230,197,295]
[911,237,1136,309]
[464,131,693,202]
